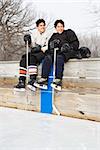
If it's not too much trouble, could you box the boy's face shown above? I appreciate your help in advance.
[56,23,64,33]
[37,22,46,33]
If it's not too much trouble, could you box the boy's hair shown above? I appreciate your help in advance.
[36,19,46,27]
[54,19,65,28]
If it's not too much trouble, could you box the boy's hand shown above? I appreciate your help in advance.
[41,47,46,53]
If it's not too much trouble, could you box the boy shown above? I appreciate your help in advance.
[34,19,79,91]
[14,19,52,91]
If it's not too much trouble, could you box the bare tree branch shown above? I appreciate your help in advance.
[0,0,37,60]
[0,0,54,60]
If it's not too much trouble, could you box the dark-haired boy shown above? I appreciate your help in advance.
[14,19,52,91]
[34,19,79,91]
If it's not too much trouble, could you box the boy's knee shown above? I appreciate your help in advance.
[22,54,26,59]
[45,55,52,62]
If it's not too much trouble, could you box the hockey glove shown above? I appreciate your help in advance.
[31,44,41,53]
[61,43,71,53]
[49,39,60,49]
[24,34,31,46]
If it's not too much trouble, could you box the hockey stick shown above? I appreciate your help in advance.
[26,40,29,84]
[25,40,31,106]
[52,48,60,115]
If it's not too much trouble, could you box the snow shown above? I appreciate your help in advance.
[0,107,100,150]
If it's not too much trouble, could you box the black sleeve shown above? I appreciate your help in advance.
[48,33,55,49]
[46,33,56,55]
[66,29,79,50]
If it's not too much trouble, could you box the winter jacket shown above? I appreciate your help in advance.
[31,30,52,52]
[47,29,79,62]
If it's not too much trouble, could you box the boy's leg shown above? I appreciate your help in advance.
[34,55,53,89]
[28,51,45,91]
[28,53,38,82]
[51,54,65,91]
[19,54,27,81]
[42,55,53,78]
[27,53,38,91]
[14,53,30,91]
[56,54,64,79]
[29,51,45,81]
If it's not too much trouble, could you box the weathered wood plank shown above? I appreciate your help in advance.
[0,58,100,88]
[0,88,40,111]
[0,87,100,122]
[54,90,100,121]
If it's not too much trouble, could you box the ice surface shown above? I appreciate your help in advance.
[0,107,100,150]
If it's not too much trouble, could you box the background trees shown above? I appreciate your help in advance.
[0,0,36,60]
[0,0,99,60]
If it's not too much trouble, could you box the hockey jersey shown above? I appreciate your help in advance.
[30,29,52,52]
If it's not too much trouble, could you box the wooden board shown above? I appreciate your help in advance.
[0,87,100,122]
[0,58,100,88]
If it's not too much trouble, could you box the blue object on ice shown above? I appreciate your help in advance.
[40,67,53,113]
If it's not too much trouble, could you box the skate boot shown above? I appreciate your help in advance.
[34,78,48,90]
[27,79,36,92]
[14,80,25,91]
[51,79,62,91]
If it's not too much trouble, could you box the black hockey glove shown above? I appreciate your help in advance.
[31,44,41,53]
[24,34,31,45]
[49,39,60,49]
[61,43,71,53]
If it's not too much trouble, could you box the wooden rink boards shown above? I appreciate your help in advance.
[0,58,100,122]
[0,86,100,122]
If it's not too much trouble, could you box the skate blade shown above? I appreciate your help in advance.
[13,88,26,92]
[51,83,61,91]
[27,85,36,92]
[34,83,47,90]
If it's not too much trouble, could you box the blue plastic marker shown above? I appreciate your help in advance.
[40,68,53,113]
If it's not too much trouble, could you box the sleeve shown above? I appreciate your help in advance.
[30,30,37,48]
[48,33,55,49]
[67,29,79,50]
[45,33,56,55]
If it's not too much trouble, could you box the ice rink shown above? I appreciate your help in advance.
[0,107,100,150]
